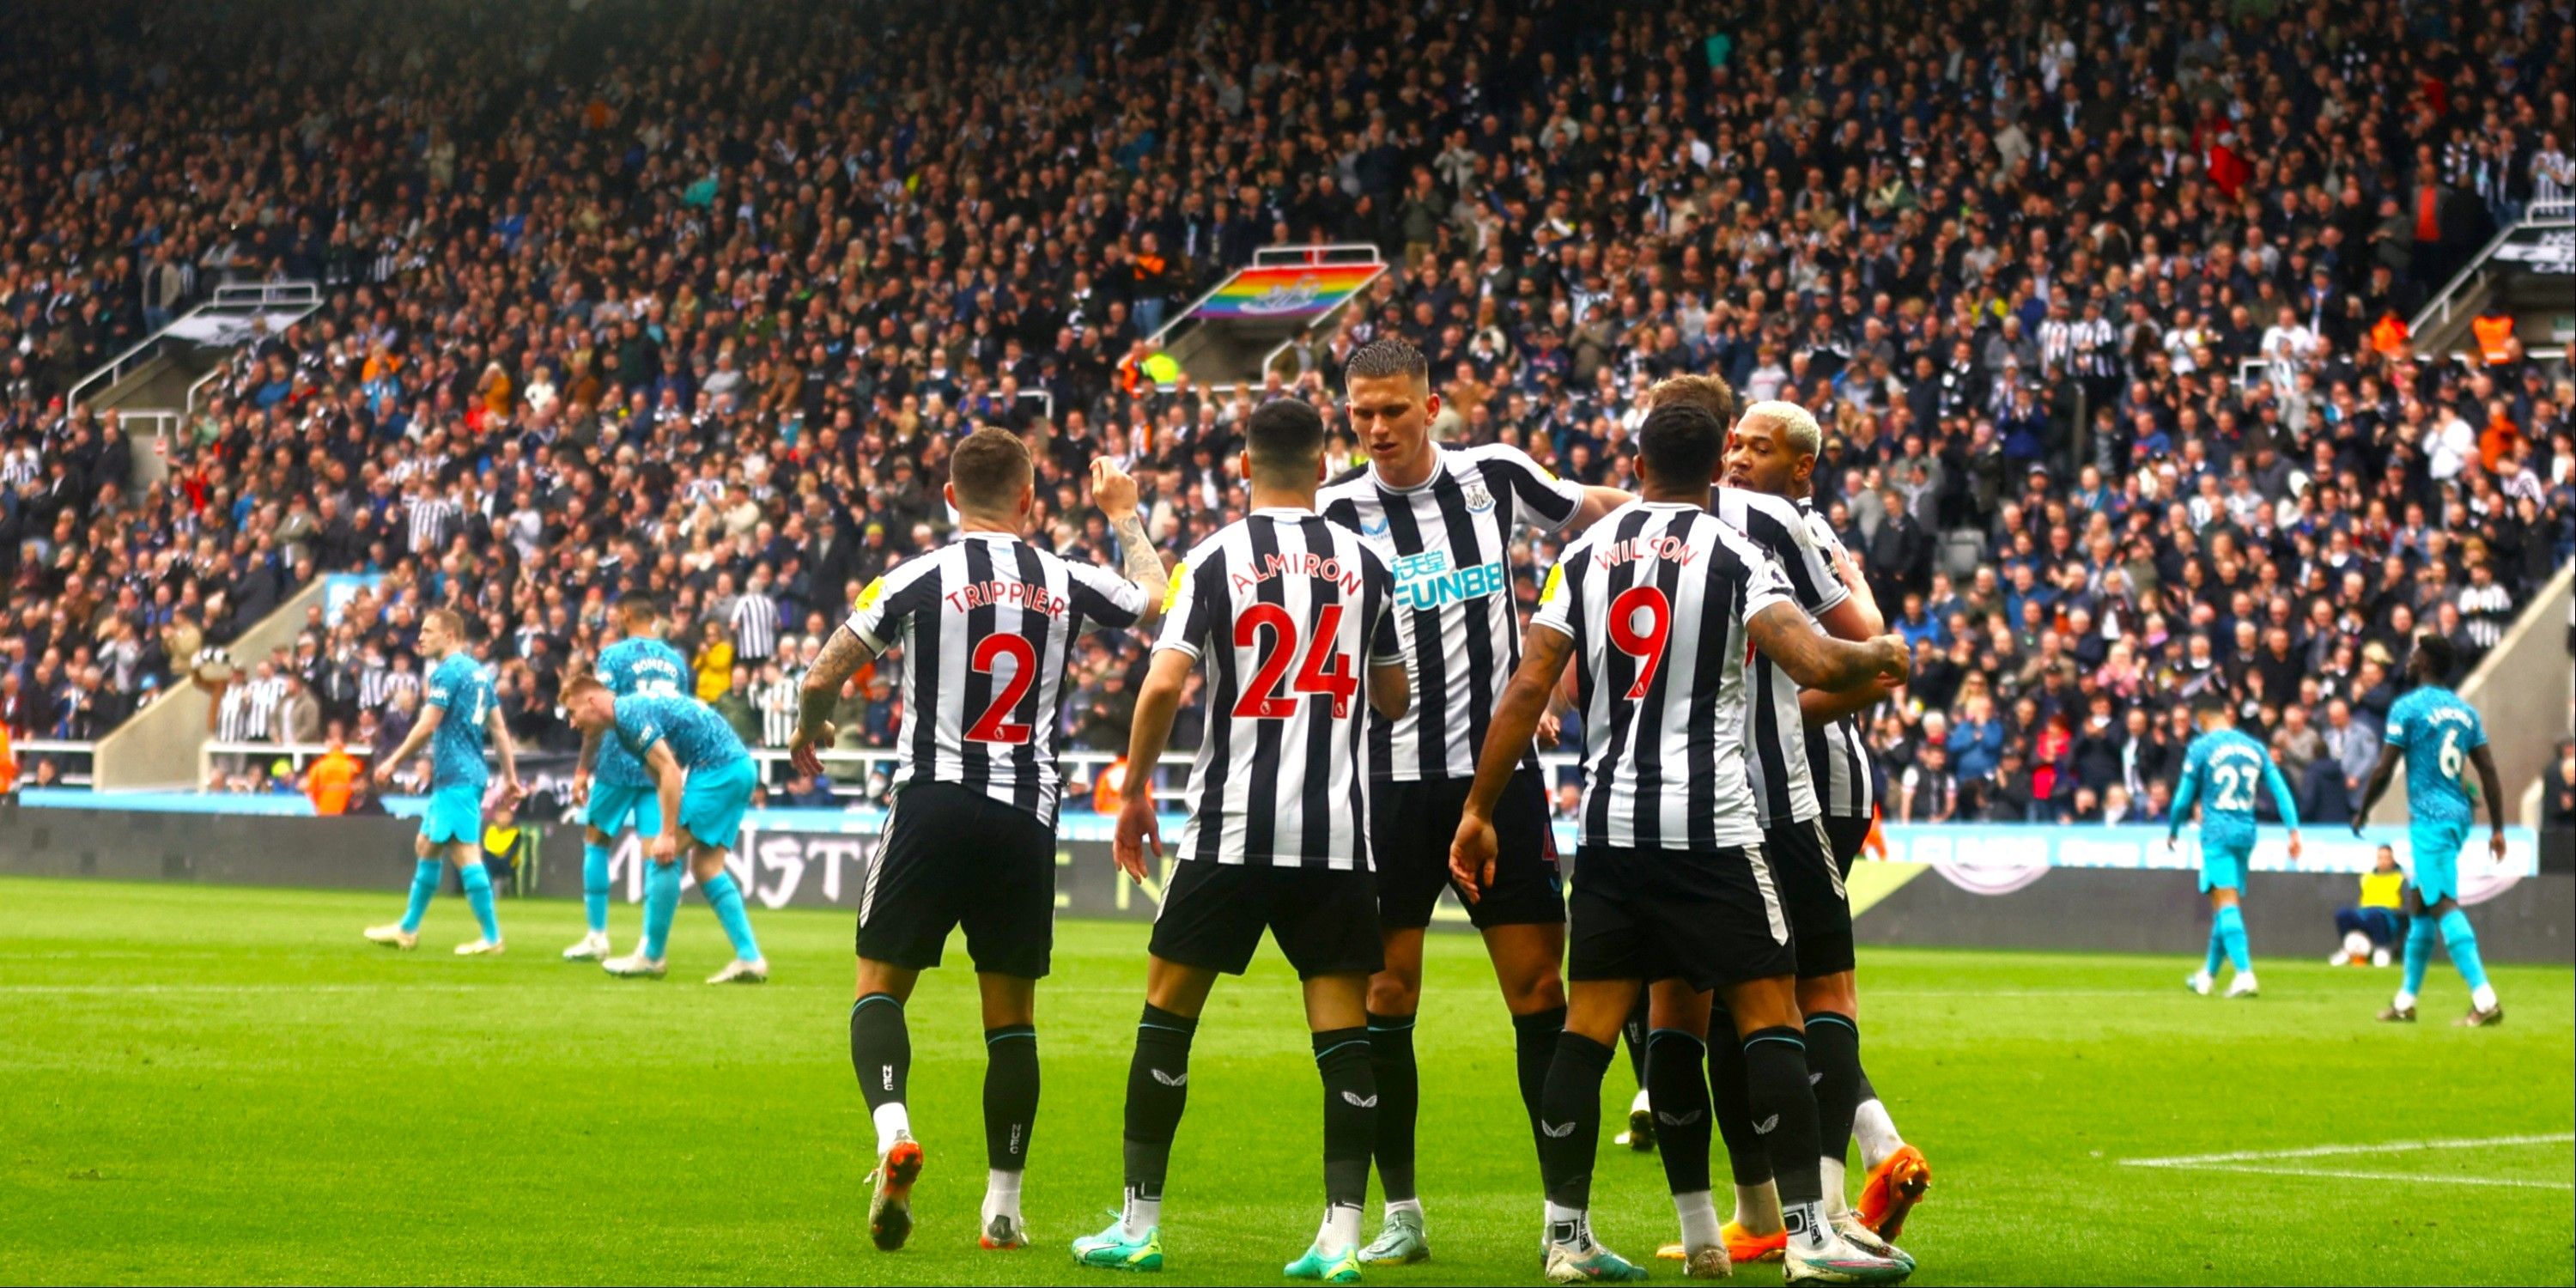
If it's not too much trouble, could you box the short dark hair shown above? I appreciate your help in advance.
[1345,337,1429,388]
[1635,403,1725,488]
[1246,398,1327,484]
[1643,374,1741,427]
[2412,632,2457,682]
[616,595,662,625]
[950,427,1033,513]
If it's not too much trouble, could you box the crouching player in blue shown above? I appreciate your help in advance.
[2167,700,2302,999]
[366,608,522,955]
[2357,635,2509,1026]
[562,596,693,963]
[561,674,770,984]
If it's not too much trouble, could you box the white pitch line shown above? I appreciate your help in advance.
[2125,1133,2573,1167]
[2142,1163,2572,1191]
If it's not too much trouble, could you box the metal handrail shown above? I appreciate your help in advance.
[64,280,326,410]
[189,739,1586,803]
[9,738,96,787]
[1250,243,1385,267]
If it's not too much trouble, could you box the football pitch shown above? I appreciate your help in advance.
[0,877,2567,1286]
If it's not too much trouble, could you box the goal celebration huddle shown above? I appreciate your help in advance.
[352,339,2510,1286]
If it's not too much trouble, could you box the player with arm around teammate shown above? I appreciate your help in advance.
[1075,398,1410,1282]
[1450,403,1914,1285]
[2356,634,2510,1026]
[1317,337,1635,1267]
[559,677,769,985]
[787,433,1166,1253]
[1721,395,1930,1249]
[364,608,520,955]
[2167,701,2303,998]
[562,596,693,963]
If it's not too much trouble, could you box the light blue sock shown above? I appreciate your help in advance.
[459,861,502,943]
[2438,908,2490,994]
[2202,921,2227,977]
[582,841,612,934]
[2216,904,2252,975]
[399,860,440,933]
[641,862,683,960]
[700,872,763,963]
[2402,914,2439,999]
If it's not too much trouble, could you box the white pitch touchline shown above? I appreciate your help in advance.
[2144,1163,2572,1191]
[2124,1133,2573,1167]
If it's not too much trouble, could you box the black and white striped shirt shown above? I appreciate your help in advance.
[1797,498,1878,820]
[1317,443,1586,781]
[754,673,801,748]
[360,665,419,714]
[731,590,781,662]
[850,532,1149,825]
[1712,486,1845,828]
[1535,501,1793,851]
[404,495,462,554]
[217,673,289,743]
[1156,508,1400,868]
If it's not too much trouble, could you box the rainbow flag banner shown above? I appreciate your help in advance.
[1194,263,1380,319]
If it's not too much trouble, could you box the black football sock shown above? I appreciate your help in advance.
[1122,1004,1198,1214]
[1315,1027,1377,1219]
[1364,1012,1419,1204]
[851,994,911,1148]
[1741,1026,1829,1248]
[1512,1005,1569,1151]
[1620,992,1652,1085]
[1803,1012,1862,1193]
[983,1024,1040,1174]
[1537,1032,1615,1212]
[1708,1024,1774,1187]
[1646,1028,1714,1196]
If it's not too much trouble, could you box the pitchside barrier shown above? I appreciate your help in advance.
[4,793,2565,963]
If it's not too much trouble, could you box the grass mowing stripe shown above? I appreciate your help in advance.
[2,875,2567,1286]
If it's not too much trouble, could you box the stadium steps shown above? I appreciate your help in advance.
[90,574,334,791]
[66,282,324,490]
[2409,200,2574,363]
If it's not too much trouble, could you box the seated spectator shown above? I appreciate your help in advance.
[2332,847,2411,969]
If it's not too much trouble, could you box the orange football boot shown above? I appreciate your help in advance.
[1856,1144,1929,1241]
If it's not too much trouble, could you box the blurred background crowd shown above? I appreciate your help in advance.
[0,0,2568,820]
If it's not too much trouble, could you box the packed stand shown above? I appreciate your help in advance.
[0,0,2568,817]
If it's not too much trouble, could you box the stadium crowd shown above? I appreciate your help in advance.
[0,0,2569,819]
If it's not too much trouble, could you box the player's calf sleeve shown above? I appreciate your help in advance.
[697,871,762,961]
[1740,1026,1827,1224]
[1364,1012,1419,1203]
[400,859,440,933]
[1707,1025,1774,1186]
[641,862,681,958]
[1511,1005,1568,1143]
[581,842,611,934]
[1314,1028,1376,1217]
[457,861,501,942]
[2215,903,2251,973]
[1802,1012,1862,1207]
[1122,1005,1198,1206]
[1645,1029,1713,1196]
[2437,908,2494,997]
[983,1024,1039,1173]
[1537,1032,1614,1210]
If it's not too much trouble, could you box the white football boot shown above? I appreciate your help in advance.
[363,924,418,950]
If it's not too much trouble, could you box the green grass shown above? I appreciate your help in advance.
[0,876,2567,1285]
